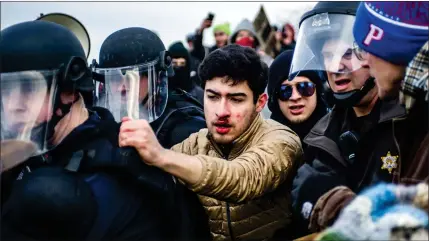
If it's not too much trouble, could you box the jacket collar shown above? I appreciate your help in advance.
[309,98,406,136]
[379,98,407,122]
[208,113,263,159]
[304,98,406,165]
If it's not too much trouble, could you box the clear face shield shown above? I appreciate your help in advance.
[94,59,168,123]
[290,13,374,106]
[1,70,64,171]
[290,13,365,82]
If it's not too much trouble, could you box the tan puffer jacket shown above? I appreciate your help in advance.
[172,114,303,241]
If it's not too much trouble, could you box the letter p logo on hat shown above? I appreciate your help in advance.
[364,24,384,46]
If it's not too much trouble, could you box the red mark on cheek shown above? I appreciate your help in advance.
[235,113,243,122]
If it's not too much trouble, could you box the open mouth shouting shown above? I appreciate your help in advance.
[289,104,305,115]
[334,78,352,92]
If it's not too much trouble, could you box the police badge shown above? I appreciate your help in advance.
[381,151,399,174]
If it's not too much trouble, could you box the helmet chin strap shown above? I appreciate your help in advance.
[333,77,376,108]
[45,88,76,146]
[141,95,149,106]
[140,94,155,121]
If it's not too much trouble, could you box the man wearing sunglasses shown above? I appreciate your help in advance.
[353,2,428,185]
[268,50,328,149]
[290,1,413,237]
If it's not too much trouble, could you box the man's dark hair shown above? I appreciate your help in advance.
[198,44,268,103]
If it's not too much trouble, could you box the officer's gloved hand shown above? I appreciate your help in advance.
[80,116,175,198]
[83,145,176,196]
[292,163,347,218]
[291,161,350,235]
[78,118,176,197]
[309,186,355,232]
[118,146,176,193]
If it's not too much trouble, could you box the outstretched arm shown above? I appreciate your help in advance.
[119,118,302,202]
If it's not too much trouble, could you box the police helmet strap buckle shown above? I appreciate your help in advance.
[64,56,88,83]
[90,59,105,83]
[159,50,172,71]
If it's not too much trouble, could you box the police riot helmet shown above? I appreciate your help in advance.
[290,1,375,108]
[92,27,173,122]
[0,20,93,167]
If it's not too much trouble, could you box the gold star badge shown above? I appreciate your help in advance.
[381,151,399,174]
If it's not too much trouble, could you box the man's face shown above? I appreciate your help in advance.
[282,25,294,45]
[204,77,266,145]
[214,31,228,47]
[2,83,77,136]
[322,39,371,96]
[2,86,51,133]
[362,53,405,100]
[109,73,148,104]
[278,76,317,124]
[172,57,187,68]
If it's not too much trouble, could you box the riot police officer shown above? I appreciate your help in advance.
[0,20,177,241]
[290,1,408,237]
[93,27,206,149]
[92,27,210,241]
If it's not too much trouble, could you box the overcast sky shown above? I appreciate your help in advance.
[1,1,316,61]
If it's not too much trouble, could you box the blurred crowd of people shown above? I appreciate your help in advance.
[1,1,428,241]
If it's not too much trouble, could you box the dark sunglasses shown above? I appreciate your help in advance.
[278,82,316,101]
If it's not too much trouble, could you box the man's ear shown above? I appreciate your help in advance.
[256,93,268,113]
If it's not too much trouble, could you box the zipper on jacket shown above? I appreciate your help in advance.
[226,202,235,241]
[223,152,235,241]
[392,118,403,182]
[208,135,236,240]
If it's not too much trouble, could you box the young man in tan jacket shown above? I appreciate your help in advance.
[118,44,303,240]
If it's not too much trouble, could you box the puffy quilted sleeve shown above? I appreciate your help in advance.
[189,127,303,203]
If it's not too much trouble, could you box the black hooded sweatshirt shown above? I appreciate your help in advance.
[267,50,328,148]
[168,41,204,105]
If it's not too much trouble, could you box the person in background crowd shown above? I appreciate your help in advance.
[353,1,428,183]
[186,33,204,86]
[191,15,230,63]
[273,25,282,58]
[212,22,230,50]
[118,44,303,241]
[289,1,423,237]
[273,23,297,57]
[168,41,204,105]
[230,19,274,118]
[230,18,274,66]
[268,50,328,149]
[268,49,329,240]
[186,33,195,51]
[280,23,296,52]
